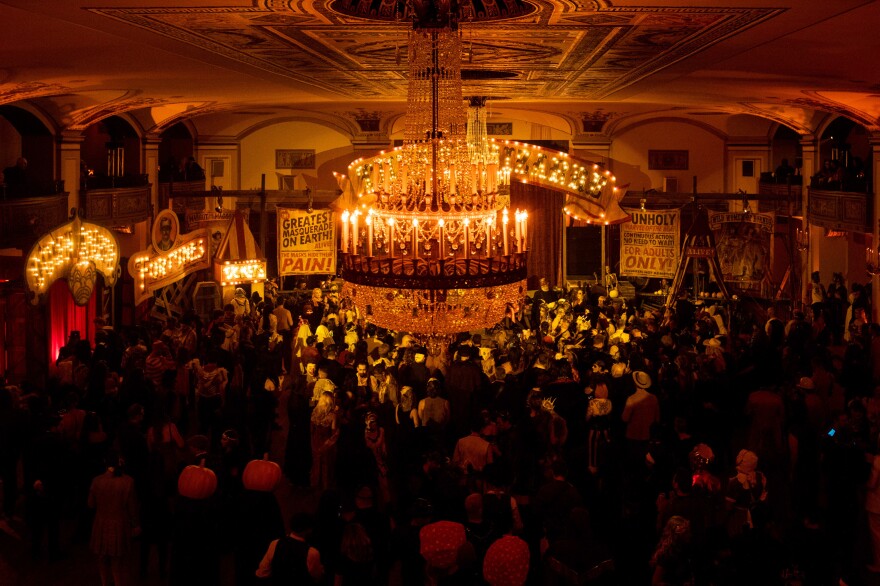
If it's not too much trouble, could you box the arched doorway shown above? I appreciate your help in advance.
[770,124,802,178]
[819,116,871,191]
[158,122,195,181]
[81,115,141,180]
[0,105,56,195]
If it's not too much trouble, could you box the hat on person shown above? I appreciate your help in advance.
[632,370,652,389]
[483,535,530,586]
[420,521,466,569]
[703,337,722,348]
[796,376,815,391]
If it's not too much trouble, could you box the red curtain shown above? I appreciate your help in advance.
[510,182,564,289]
[48,279,95,368]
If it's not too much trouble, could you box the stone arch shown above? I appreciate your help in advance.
[237,112,358,142]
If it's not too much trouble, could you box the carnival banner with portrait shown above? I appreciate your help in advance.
[127,209,211,305]
[619,208,680,279]
[709,211,775,293]
[277,207,336,275]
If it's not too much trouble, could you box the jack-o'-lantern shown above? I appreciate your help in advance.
[178,459,217,499]
[242,453,282,492]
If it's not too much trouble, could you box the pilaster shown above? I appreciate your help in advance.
[871,137,880,320]
[56,130,84,214]
[143,136,161,216]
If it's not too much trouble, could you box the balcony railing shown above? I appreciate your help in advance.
[1,179,65,199]
[0,193,69,249]
[82,174,149,191]
[809,188,871,233]
[82,184,151,226]
[756,181,802,215]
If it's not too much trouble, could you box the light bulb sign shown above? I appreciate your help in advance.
[128,209,211,305]
[25,215,120,305]
[277,207,336,275]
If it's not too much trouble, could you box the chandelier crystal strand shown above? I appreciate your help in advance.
[341,17,528,344]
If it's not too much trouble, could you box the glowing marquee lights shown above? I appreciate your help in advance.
[26,216,119,305]
[132,239,206,291]
[219,259,266,287]
[127,225,211,305]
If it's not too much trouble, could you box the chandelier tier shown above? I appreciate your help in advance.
[340,14,528,338]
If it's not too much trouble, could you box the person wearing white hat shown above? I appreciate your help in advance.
[623,371,660,444]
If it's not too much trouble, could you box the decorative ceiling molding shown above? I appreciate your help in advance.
[64,94,167,131]
[87,1,784,100]
[149,102,228,133]
[0,82,72,107]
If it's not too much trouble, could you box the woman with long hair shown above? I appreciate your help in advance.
[311,391,339,490]
[651,516,693,586]
[335,522,375,585]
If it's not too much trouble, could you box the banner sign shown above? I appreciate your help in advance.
[620,208,680,279]
[129,227,210,305]
[709,211,774,292]
[277,208,336,275]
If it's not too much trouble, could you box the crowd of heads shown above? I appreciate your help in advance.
[3,270,880,584]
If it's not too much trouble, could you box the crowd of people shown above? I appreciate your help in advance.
[810,157,870,192]
[2,272,880,585]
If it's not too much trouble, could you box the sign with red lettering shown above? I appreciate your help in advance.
[620,208,680,279]
[277,208,336,276]
[709,211,774,294]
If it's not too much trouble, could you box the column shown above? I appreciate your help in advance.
[143,136,160,216]
[871,137,880,321]
[56,131,84,214]
[800,136,819,311]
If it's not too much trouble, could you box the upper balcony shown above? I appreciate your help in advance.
[755,173,802,215]
[81,174,151,226]
[0,191,69,250]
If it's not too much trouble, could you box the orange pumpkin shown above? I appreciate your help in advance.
[242,453,282,492]
[178,459,217,499]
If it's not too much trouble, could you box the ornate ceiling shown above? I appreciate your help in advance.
[0,0,878,135]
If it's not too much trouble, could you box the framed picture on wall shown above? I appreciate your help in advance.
[486,122,513,135]
[648,150,689,170]
[275,149,316,169]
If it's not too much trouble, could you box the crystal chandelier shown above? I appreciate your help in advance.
[340,12,528,341]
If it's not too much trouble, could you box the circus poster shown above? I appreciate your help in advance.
[620,208,680,279]
[709,211,774,293]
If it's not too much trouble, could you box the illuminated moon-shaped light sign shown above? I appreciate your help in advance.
[25,215,120,306]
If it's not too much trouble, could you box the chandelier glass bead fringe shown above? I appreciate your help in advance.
[340,18,528,338]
